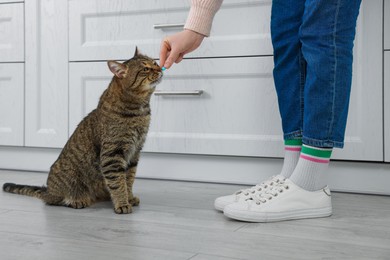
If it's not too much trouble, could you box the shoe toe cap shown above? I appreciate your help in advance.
[214,195,236,211]
[224,200,252,213]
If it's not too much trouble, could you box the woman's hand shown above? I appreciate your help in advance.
[159,29,205,69]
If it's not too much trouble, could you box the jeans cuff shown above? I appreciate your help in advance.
[283,130,303,140]
[302,136,344,148]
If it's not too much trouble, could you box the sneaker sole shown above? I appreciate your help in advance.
[224,207,332,223]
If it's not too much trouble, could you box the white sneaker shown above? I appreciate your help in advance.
[223,179,332,222]
[214,175,285,211]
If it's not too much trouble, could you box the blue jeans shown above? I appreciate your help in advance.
[271,0,362,148]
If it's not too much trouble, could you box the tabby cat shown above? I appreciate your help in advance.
[3,48,162,214]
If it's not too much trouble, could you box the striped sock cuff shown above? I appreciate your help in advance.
[300,144,332,163]
[284,138,302,152]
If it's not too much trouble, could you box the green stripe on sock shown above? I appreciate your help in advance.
[284,139,302,146]
[302,145,332,158]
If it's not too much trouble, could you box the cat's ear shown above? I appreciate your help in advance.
[134,46,141,57]
[107,61,128,79]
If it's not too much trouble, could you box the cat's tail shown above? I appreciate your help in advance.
[2,183,46,199]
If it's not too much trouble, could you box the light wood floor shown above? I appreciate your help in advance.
[0,170,389,260]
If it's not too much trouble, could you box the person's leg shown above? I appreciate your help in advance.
[223,0,362,222]
[279,139,302,178]
[272,0,306,142]
[271,0,308,180]
[271,0,306,179]
[214,0,305,212]
[290,144,332,191]
[290,0,362,191]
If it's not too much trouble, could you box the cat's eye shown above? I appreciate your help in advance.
[143,67,150,72]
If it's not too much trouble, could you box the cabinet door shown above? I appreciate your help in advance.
[385,51,390,162]
[68,0,272,61]
[0,64,24,146]
[25,0,68,148]
[69,63,112,135]
[331,0,383,161]
[0,3,24,62]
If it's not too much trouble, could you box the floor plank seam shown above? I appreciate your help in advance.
[186,253,199,260]
[197,253,245,260]
[233,223,249,232]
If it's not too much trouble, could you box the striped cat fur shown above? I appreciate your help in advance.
[3,48,162,214]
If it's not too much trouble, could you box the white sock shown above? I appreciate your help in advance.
[280,139,302,178]
[290,144,332,191]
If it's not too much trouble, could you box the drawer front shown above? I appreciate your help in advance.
[147,57,282,157]
[69,57,284,157]
[0,3,24,62]
[68,0,272,61]
[0,64,24,146]
[386,0,390,50]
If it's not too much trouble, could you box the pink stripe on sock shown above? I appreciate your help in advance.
[285,147,302,152]
[300,154,329,164]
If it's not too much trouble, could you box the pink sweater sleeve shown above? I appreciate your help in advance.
[184,0,223,37]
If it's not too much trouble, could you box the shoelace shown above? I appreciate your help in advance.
[234,176,284,197]
[250,179,290,205]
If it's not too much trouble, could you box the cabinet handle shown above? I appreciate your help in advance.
[154,90,204,96]
[153,23,185,30]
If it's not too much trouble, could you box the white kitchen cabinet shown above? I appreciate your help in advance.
[385,0,390,50]
[68,0,383,161]
[24,0,69,148]
[0,0,388,195]
[68,0,272,61]
[385,51,390,162]
[0,3,24,62]
[0,64,24,146]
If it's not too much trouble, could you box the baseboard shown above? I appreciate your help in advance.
[1,146,389,195]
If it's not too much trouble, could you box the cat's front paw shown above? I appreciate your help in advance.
[114,204,132,214]
[129,196,140,206]
[68,200,90,209]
